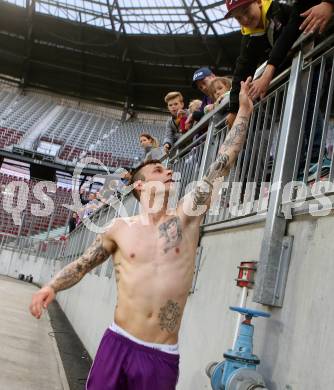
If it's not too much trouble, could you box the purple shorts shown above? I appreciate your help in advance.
[86,329,180,390]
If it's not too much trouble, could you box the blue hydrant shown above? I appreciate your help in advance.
[206,306,270,390]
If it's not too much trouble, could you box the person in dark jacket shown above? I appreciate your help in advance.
[79,188,90,205]
[225,0,334,128]
[162,91,188,153]
[68,212,78,234]
[189,67,216,124]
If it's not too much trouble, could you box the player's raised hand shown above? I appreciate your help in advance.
[29,286,55,319]
[239,76,253,114]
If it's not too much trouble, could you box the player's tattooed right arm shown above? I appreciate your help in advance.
[47,234,116,293]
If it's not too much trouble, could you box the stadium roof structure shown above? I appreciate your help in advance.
[0,0,242,109]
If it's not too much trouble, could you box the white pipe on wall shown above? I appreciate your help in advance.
[232,286,248,349]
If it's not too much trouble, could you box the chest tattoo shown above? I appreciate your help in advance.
[158,217,182,253]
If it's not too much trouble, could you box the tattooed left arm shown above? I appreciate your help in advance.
[29,233,117,319]
[47,234,116,293]
[179,77,253,223]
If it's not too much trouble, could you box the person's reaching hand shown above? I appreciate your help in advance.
[249,64,275,101]
[300,2,334,34]
[177,109,187,117]
[239,77,254,114]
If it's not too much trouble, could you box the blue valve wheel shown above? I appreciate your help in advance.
[229,306,271,318]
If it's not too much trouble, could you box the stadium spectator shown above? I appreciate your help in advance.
[68,212,78,234]
[188,67,216,124]
[140,133,164,161]
[185,99,202,130]
[80,192,100,219]
[162,92,188,153]
[96,191,109,206]
[116,170,132,197]
[79,188,90,205]
[188,99,202,114]
[206,77,232,113]
[224,0,334,128]
[120,170,132,187]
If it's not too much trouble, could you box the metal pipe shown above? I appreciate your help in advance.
[232,286,248,349]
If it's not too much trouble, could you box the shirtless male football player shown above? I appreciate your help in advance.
[30,77,253,390]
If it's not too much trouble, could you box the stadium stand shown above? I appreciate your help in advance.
[0,86,166,168]
[90,121,165,164]
[0,92,56,134]
[0,173,72,237]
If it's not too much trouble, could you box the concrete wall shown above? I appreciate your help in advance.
[178,222,265,390]
[1,213,334,390]
[0,248,46,280]
[178,215,334,390]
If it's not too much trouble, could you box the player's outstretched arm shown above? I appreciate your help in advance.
[48,234,114,292]
[181,77,253,222]
[30,234,116,319]
[202,77,253,183]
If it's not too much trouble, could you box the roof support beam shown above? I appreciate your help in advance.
[106,0,116,32]
[181,0,201,36]
[111,0,137,114]
[181,0,216,65]
[113,0,126,34]
[21,0,35,88]
[193,0,219,37]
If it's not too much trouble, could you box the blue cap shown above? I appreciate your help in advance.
[192,67,213,88]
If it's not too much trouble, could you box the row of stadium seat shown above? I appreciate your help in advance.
[0,173,72,236]
[0,128,24,149]
[0,92,56,134]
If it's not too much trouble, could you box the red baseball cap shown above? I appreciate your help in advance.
[224,0,255,19]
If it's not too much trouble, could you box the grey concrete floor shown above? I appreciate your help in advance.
[0,275,69,390]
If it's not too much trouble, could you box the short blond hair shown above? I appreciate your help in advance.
[164,91,184,104]
[188,99,202,113]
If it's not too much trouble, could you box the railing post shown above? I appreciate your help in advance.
[253,50,307,306]
[45,212,54,241]
[0,235,4,253]
[34,239,43,262]
[197,118,217,180]
[16,210,26,247]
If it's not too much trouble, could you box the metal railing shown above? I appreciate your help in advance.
[254,34,334,307]
[163,63,290,227]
